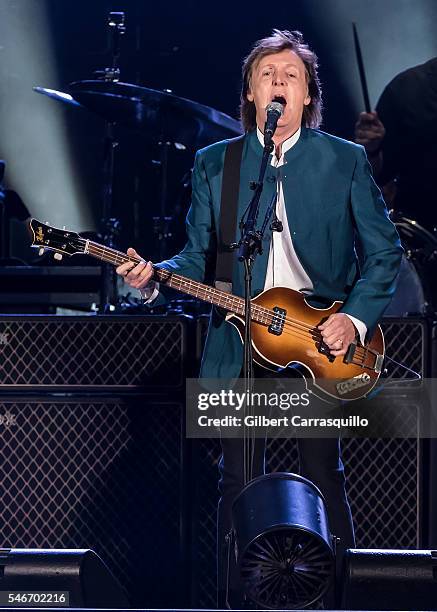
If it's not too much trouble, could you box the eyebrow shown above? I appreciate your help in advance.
[258,62,300,70]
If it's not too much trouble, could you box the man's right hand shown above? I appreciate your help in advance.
[355,111,385,154]
[116,248,154,291]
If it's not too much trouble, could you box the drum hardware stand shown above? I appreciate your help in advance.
[153,138,173,261]
[152,131,187,261]
[95,11,125,312]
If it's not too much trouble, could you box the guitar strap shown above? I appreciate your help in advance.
[215,134,245,293]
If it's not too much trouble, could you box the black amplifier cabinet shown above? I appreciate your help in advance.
[0,315,189,392]
[0,395,186,608]
[0,266,102,311]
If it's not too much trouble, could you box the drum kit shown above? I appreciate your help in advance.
[33,11,241,310]
[32,12,437,317]
[386,213,437,317]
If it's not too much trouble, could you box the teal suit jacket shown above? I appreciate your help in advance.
[157,127,403,379]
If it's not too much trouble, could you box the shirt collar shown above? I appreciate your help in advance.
[256,125,301,160]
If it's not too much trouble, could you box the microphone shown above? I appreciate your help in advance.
[264,101,284,147]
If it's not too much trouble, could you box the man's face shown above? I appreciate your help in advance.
[247,49,311,136]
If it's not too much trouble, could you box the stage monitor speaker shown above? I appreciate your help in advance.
[0,548,129,608]
[341,548,437,610]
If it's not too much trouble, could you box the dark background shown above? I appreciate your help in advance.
[0,0,436,259]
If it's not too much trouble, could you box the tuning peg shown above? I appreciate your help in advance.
[54,253,63,261]
[45,221,50,225]
[38,248,45,256]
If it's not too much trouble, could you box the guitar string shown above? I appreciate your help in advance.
[82,240,373,364]
[77,239,374,363]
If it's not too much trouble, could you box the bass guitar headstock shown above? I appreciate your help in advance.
[29,218,85,260]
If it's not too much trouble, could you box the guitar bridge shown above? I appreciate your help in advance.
[374,353,384,374]
[345,340,384,373]
[268,306,286,336]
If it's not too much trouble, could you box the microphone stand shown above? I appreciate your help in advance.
[224,136,277,608]
[236,136,274,485]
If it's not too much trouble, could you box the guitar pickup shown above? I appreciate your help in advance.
[268,306,286,336]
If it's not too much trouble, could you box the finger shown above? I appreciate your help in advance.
[126,261,147,282]
[134,264,154,288]
[330,348,347,357]
[116,261,135,276]
[324,341,342,352]
[126,248,145,271]
[321,330,343,345]
[322,328,344,343]
[116,247,140,276]
[319,321,343,336]
[318,315,336,330]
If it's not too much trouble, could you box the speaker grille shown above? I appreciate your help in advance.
[0,397,184,607]
[0,316,186,390]
[380,317,429,382]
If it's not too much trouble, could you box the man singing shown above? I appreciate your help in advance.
[116,29,402,608]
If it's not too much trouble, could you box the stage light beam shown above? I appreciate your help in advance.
[0,0,93,232]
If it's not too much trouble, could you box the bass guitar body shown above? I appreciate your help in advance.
[226,286,384,402]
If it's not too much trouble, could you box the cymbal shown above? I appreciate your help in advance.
[34,80,242,148]
[33,87,82,108]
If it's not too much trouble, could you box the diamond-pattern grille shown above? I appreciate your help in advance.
[0,316,186,389]
[343,436,419,548]
[380,318,428,384]
[0,397,183,608]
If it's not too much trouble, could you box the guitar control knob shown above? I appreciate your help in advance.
[38,248,45,256]
[54,253,63,261]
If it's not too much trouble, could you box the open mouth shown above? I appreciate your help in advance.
[272,95,287,106]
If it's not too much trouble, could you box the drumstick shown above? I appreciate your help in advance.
[353,22,371,113]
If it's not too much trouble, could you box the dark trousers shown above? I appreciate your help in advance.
[216,412,356,607]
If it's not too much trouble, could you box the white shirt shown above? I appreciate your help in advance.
[142,128,367,344]
[257,126,367,344]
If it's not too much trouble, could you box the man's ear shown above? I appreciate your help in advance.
[246,83,254,102]
[304,94,311,106]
